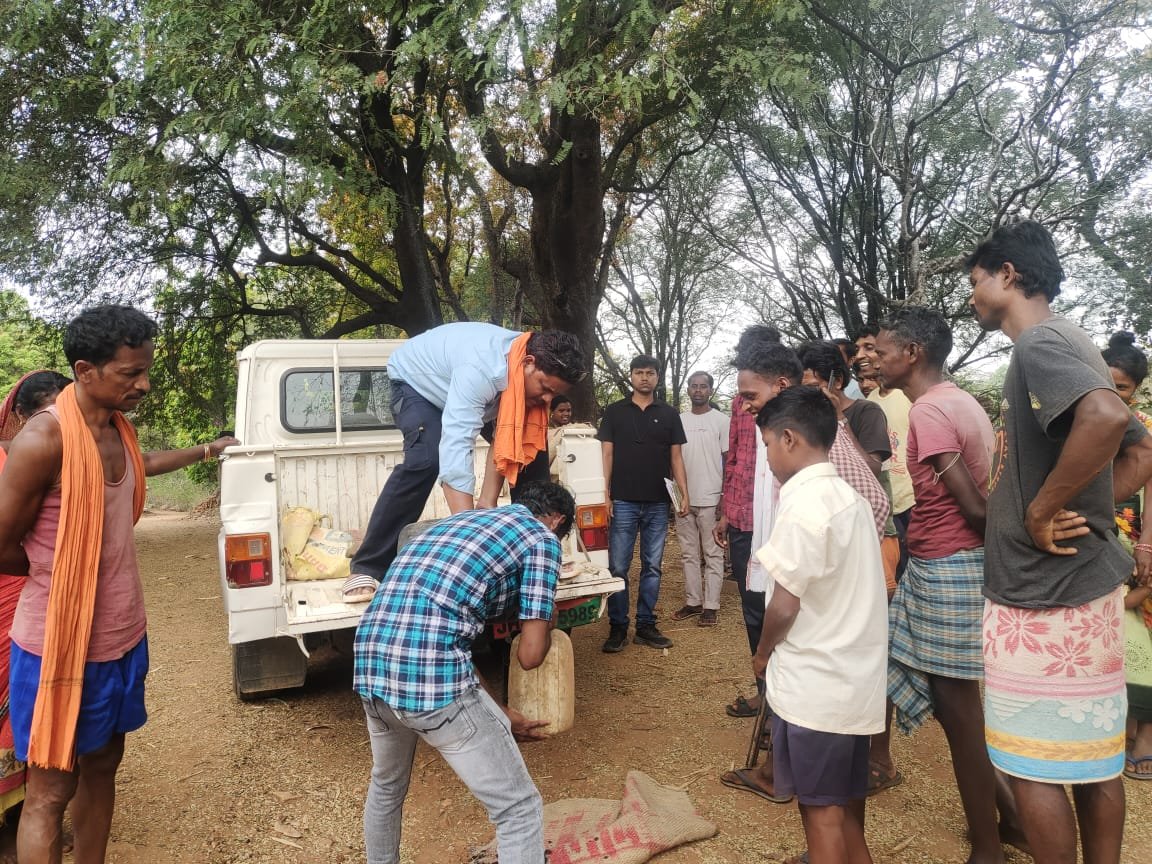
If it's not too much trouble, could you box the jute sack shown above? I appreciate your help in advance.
[471,770,716,864]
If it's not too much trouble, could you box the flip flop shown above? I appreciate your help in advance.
[866,763,904,796]
[719,768,793,804]
[1124,755,1152,780]
[784,854,809,864]
[341,573,380,603]
[725,694,760,718]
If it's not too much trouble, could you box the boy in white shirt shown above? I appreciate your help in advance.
[752,386,888,864]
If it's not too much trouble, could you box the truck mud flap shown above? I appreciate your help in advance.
[232,637,308,700]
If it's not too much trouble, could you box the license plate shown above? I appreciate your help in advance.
[556,597,602,629]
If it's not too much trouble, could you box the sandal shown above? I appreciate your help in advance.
[341,573,380,603]
[725,694,760,718]
[866,762,904,796]
[1124,755,1152,780]
[719,768,793,804]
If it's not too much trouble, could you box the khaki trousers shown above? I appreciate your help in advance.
[676,505,724,610]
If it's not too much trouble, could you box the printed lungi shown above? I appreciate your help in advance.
[888,549,985,734]
[983,586,1126,783]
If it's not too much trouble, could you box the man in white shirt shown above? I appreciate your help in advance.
[671,372,730,626]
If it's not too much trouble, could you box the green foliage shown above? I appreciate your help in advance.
[0,292,65,396]
[144,468,214,511]
[1,0,809,426]
[952,363,1008,422]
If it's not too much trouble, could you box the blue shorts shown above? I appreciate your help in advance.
[10,637,149,763]
[771,715,870,806]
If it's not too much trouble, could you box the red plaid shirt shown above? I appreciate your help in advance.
[722,395,757,531]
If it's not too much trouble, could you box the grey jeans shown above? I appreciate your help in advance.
[362,686,544,864]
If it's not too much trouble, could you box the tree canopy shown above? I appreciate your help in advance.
[710,0,1152,364]
[1,1,801,407]
[2,0,1151,422]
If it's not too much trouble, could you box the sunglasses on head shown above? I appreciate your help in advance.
[538,354,588,383]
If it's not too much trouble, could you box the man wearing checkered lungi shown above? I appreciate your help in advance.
[875,306,1021,863]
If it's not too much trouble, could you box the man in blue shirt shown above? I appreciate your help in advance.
[343,323,585,601]
[353,482,575,864]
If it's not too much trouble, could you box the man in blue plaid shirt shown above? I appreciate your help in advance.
[354,481,575,864]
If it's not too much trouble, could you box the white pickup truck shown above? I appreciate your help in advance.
[217,339,621,699]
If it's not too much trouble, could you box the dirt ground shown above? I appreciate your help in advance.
[7,511,1152,863]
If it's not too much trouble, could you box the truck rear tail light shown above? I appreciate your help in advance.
[576,505,609,551]
[224,533,273,588]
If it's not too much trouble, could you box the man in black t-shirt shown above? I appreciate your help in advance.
[598,355,689,652]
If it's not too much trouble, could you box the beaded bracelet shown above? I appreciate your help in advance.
[1134,543,1152,554]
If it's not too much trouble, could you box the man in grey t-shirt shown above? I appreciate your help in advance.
[671,371,729,626]
[968,220,1152,864]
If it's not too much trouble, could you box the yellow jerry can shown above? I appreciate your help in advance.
[507,629,575,735]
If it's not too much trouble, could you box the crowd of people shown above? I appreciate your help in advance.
[0,219,1150,864]
[344,219,1152,864]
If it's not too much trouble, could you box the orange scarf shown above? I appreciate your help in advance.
[28,384,146,770]
[493,333,549,487]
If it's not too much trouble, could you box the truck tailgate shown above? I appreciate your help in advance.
[283,580,365,634]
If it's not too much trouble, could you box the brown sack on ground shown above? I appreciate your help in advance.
[471,770,717,864]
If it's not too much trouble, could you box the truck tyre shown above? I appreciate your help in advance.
[232,637,308,701]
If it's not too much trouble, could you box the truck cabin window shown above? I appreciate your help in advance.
[282,368,395,432]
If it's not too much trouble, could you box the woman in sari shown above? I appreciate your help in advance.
[1102,332,1152,780]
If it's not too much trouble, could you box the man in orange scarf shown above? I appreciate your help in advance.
[0,306,236,864]
[343,324,586,602]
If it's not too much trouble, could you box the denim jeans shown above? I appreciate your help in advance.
[351,381,444,580]
[362,687,544,864]
[607,500,669,628]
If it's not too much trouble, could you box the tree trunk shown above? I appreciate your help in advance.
[526,113,606,421]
